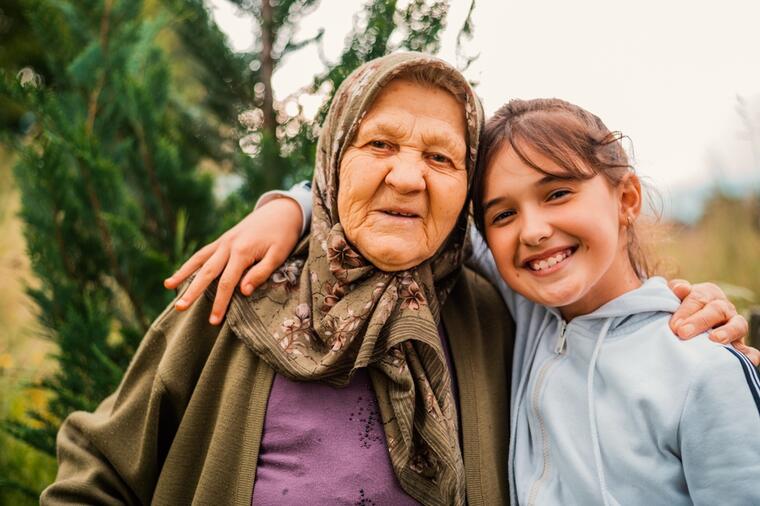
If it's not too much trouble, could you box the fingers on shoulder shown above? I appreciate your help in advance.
[676,299,739,339]
[164,241,219,288]
[241,253,280,292]
[690,282,728,304]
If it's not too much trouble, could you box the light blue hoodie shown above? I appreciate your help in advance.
[267,185,760,505]
[471,233,760,506]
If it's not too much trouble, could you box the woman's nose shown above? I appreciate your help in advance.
[519,211,553,246]
[384,151,426,193]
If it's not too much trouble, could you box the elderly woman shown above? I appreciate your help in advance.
[42,53,513,505]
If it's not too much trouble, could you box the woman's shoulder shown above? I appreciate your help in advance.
[145,280,248,381]
[456,266,510,312]
[150,284,223,345]
[445,267,515,340]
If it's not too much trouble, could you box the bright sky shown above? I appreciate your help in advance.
[207,0,760,206]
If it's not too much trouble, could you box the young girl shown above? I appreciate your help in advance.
[468,98,760,505]
[164,99,759,504]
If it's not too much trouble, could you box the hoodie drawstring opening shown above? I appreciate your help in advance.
[587,317,613,506]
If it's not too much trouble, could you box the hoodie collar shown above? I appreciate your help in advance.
[545,277,679,338]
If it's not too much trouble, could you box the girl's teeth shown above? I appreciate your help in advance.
[530,250,571,271]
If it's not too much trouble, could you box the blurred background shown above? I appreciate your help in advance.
[0,0,758,502]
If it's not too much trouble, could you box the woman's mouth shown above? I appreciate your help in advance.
[377,208,421,221]
[383,210,417,217]
[523,246,577,274]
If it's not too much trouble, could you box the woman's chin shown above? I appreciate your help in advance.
[362,245,426,272]
[354,232,436,272]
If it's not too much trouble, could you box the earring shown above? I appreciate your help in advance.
[626,215,634,227]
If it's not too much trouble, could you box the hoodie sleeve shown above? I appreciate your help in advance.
[679,344,760,505]
[465,225,521,315]
[255,181,312,236]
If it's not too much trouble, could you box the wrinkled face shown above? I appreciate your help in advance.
[482,144,638,319]
[337,79,468,271]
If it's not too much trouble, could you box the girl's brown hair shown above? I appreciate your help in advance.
[472,98,654,279]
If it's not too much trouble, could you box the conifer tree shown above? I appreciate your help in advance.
[1,0,218,465]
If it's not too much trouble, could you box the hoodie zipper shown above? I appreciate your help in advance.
[554,320,567,354]
[526,320,568,505]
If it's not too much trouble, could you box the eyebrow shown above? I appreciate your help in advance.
[482,173,576,212]
[360,120,466,158]
[536,173,576,185]
[420,130,466,158]
[482,196,507,213]
[359,120,408,140]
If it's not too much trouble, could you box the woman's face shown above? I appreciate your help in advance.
[337,79,468,271]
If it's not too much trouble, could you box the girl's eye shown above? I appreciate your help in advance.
[491,209,516,224]
[547,189,571,201]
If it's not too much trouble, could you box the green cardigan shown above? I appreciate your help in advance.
[41,268,514,505]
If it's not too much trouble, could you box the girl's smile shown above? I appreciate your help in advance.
[482,143,642,320]
[521,245,577,276]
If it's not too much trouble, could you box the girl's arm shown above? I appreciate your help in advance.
[679,347,760,502]
[164,183,756,364]
[164,184,311,325]
[466,225,521,316]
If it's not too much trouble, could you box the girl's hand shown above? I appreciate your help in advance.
[163,197,303,325]
[668,279,759,366]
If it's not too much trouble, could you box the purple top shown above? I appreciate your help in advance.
[252,326,457,505]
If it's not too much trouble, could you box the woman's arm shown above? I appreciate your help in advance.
[41,301,195,504]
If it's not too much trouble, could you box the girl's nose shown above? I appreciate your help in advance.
[519,212,553,246]
[384,151,426,193]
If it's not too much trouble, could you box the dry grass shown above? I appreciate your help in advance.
[654,194,760,345]
[0,149,56,503]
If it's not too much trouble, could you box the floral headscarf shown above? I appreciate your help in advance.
[227,52,483,506]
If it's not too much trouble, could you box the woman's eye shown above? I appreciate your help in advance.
[428,153,452,165]
[369,140,391,150]
[547,189,571,201]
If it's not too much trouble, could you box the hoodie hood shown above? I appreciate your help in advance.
[543,277,681,340]
[576,276,680,320]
